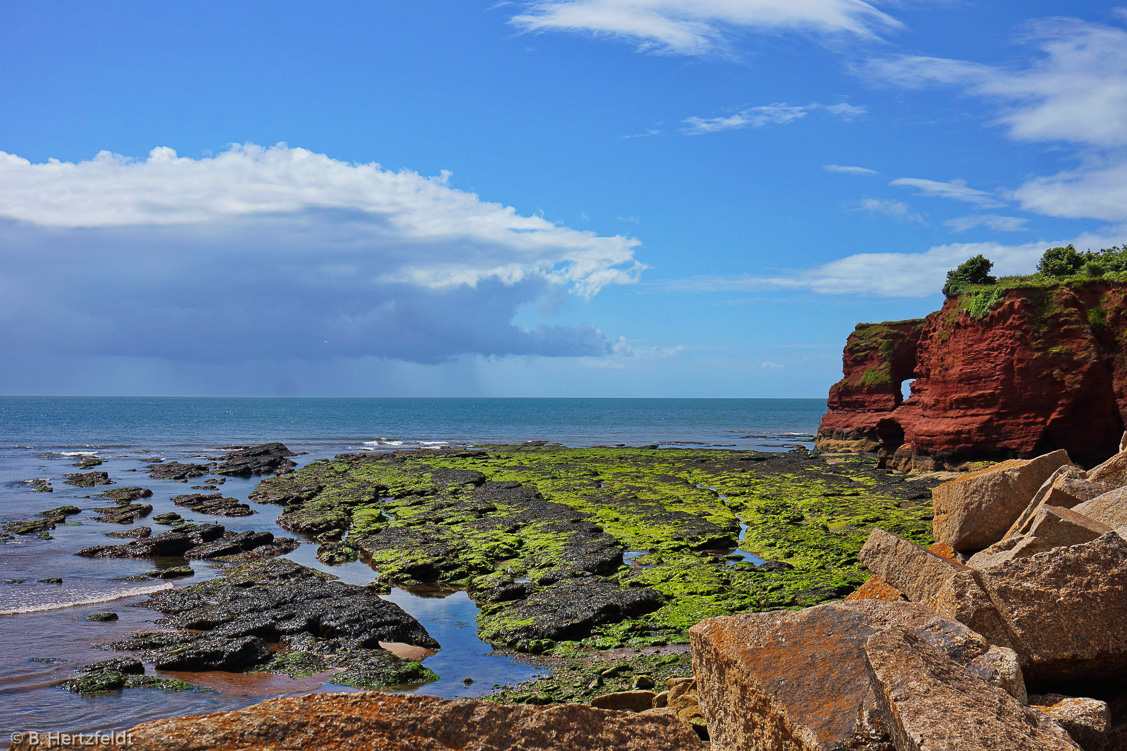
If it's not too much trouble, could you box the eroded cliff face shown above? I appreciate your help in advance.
[818,281,1127,469]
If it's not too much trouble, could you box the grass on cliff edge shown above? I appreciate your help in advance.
[255,447,935,669]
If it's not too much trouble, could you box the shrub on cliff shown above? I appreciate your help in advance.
[942,255,995,297]
[1037,245,1084,278]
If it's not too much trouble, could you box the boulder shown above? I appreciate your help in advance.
[10,692,704,751]
[932,450,1072,551]
[1031,694,1111,751]
[1006,466,1113,540]
[1074,487,1127,530]
[590,691,657,712]
[688,599,1022,751]
[1089,449,1127,487]
[214,443,296,477]
[968,506,1112,569]
[859,528,970,602]
[927,532,1127,684]
[845,576,906,602]
[864,627,1080,751]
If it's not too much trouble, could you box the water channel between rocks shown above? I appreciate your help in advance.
[0,444,543,736]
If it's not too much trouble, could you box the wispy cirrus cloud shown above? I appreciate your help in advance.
[659,228,1127,298]
[944,214,1028,233]
[682,101,864,134]
[0,144,644,368]
[858,198,926,225]
[510,0,902,56]
[868,15,1127,222]
[890,177,1003,207]
[824,164,878,175]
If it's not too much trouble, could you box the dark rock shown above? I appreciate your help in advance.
[74,457,103,468]
[214,443,297,477]
[172,493,254,517]
[38,578,63,584]
[3,505,81,535]
[98,487,153,502]
[145,566,194,579]
[152,512,183,525]
[79,523,292,562]
[93,502,153,524]
[85,612,119,622]
[64,471,113,487]
[20,478,53,492]
[81,657,144,675]
[105,526,152,539]
[147,462,209,481]
[153,634,272,671]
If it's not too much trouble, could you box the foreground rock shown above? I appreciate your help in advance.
[689,599,1027,751]
[3,505,81,535]
[146,461,209,481]
[214,442,296,476]
[865,627,1080,751]
[171,492,254,517]
[931,450,1071,551]
[64,471,113,487]
[106,559,438,687]
[11,692,704,751]
[78,523,297,561]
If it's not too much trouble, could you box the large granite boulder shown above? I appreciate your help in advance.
[858,528,970,602]
[926,532,1127,684]
[10,692,704,750]
[1031,694,1112,751]
[864,627,1080,751]
[932,450,1072,551]
[1006,466,1113,540]
[968,505,1112,569]
[688,599,1027,751]
[1074,487,1127,530]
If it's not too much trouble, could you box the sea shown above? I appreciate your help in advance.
[0,397,825,739]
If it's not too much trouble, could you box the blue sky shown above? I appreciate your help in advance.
[2,1,1126,397]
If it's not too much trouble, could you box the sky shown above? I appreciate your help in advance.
[3,1,1127,397]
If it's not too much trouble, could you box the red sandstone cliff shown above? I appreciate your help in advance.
[818,281,1127,468]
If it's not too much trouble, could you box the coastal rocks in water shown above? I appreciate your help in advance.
[479,576,663,651]
[110,559,437,682]
[73,456,103,468]
[59,657,193,695]
[85,612,118,622]
[93,502,153,524]
[77,523,297,561]
[64,471,112,487]
[816,282,1127,469]
[152,512,183,525]
[10,692,705,751]
[147,461,209,481]
[105,526,152,539]
[145,566,193,579]
[214,443,296,476]
[98,486,154,502]
[864,627,1081,751]
[931,450,1071,552]
[3,505,81,535]
[172,492,254,517]
[20,478,52,492]
[688,599,1028,751]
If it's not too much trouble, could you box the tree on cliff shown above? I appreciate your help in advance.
[1037,245,1084,278]
[942,255,995,297]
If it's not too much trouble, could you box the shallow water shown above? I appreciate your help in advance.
[0,397,822,737]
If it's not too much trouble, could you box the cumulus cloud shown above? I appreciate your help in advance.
[682,102,864,134]
[858,198,926,225]
[824,164,878,175]
[510,0,901,56]
[661,228,1127,297]
[0,144,643,368]
[944,214,1029,233]
[890,177,1002,207]
[868,15,1127,223]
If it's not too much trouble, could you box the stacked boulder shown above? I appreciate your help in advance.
[689,443,1127,751]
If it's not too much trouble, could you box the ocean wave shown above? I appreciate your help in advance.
[0,583,173,616]
[359,439,450,450]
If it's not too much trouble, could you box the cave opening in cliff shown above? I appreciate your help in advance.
[899,378,916,404]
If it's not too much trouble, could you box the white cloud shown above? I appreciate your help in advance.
[869,18,1127,148]
[944,214,1029,233]
[661,228,1127,297]
[868,16,1127,223]
[682,101,864,135]
[824,164,878,175]
[0,144,645,367]
[510,0,901,56]
[890,177,1002,207]
[858,197,926,225]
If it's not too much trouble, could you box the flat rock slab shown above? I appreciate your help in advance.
[932,450,1071,551]
[1006,466,1111,540]
[859,528,970,602]
[864,627,1080,751]
[10,692,705,751]
[1074,487,1127,530]
[968,506,1111,569]
[688,599,1010,751]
